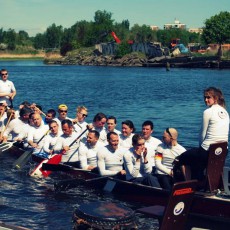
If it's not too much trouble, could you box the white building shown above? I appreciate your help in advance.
[164,19,186,30]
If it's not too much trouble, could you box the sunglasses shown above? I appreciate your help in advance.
[79,112,87,117]
[204,96,211,99]
[59,110,67,113]
[1,73,8,76]
[166,127,172,138]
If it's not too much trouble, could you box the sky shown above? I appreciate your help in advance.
[1,0,229,36]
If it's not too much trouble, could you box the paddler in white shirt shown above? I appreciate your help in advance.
[0,102,7,137]
[27,113,49,157]
[43,120,62,156]
[2,107,32,142]
[97,131,126,179]
[54,104,72,132]
[91,112,107,145]
[79,130,103,172]
[119,120,135,149]
[73,106,88,133]
[106,116,121,135]
[141,120,162,173]
[53,119,81,168]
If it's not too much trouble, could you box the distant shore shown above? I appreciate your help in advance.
[0,52,61,60]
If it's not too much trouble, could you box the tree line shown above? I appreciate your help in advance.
[0,10,229,56]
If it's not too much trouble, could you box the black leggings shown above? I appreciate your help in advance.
[176,147,209,180]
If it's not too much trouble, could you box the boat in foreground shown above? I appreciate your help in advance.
[29,157,230,223]
[5,144,230,227]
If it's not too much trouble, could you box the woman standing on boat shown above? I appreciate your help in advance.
[176,87,229,181]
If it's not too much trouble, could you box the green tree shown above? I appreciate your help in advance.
[4,29,17,50]
[202,11,230,57]
[17,30,30,45]
[202,11,230,45]
[33,33,47,49]
[130,24,156,43]
[115,41,132,58]
[93,10,114,43]
[113,20,130,42]
[45,23,63,48]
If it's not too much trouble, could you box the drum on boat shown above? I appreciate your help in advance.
[73,201,137,229]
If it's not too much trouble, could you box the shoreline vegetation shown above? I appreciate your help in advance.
[0,52,62,60]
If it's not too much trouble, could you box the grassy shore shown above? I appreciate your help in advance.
[0,52,62,60]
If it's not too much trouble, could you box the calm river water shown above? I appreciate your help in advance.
[0,60,230,229]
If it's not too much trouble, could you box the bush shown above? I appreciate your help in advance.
[115,42,132,58]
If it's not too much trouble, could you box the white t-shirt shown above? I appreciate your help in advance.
[3,118,29,141]
[155,143,186,175]
[0,80,16,105]
[124,147,152,181]
[79,141,103,170]
[27,124,49,154]
[53,132,81,162]
[97,145,125,176]
[145,136,162,167]
[200,104,229,150]
[119,133,134,149]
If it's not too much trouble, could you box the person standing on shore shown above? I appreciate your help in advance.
[0,69,16,108]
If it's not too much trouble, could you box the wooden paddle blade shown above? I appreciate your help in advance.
[40,154,62,177]
[12,149,33,169]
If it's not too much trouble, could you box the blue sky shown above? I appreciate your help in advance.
[1,0,229,36]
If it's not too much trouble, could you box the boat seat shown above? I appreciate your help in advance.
[223,167,230,195]
[136,180,197,230]
[205,142,228,192]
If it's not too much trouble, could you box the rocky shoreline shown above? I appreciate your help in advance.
[44,53,230,69]
[44,52,147,67]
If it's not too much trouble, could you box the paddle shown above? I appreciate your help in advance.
[0,112,13,140]
[41,162,88,172]
[40,127,89,177]
[0,142,13,153]
[54,176,108,192]
[9,98,13,109]
[12,130,49,169]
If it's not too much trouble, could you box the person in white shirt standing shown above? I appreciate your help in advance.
[175,87,229,181]
[0,69,16,108]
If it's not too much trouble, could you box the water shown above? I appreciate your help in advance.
[0,60,230,229]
